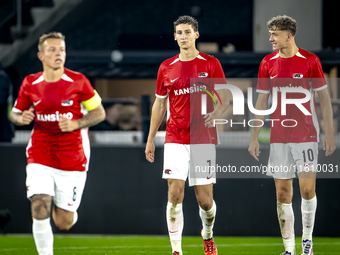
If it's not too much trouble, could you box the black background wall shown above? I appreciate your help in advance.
[0,144,339,236]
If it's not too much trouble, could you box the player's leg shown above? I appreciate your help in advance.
[190,144,217,254]
[275,178,295,254]
[52,168,86,231]
[194,184,214,238]
[268,143,296,254]
[52,207,76,230]
[163,144,190,255]
[26,164,55,255]
[167,179,185,254]
[293,142,318,255]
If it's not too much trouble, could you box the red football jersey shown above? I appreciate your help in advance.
[13,68,101,171]
[257,48,327,143]
[156,52,226,144]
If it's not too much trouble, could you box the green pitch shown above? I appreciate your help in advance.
[0,235,340,254]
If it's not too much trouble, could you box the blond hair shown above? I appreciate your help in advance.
[38,32,65,52]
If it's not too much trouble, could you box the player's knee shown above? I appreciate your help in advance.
[197,198,213,211]
[54,217,73,231]
[300,186,315,199]
[169,190,183,204]
[276,189,292,203]
[30,195,52,219]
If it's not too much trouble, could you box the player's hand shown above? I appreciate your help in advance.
[204,109,221,128]
[145,141,155,163]
[58,115,77,132]
[20,108,35,125]
[248,140,261,161]
[323,133,336,156]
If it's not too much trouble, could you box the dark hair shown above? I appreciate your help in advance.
[267,15,297,36]
[38,32,65,52]
[173,15,198,32]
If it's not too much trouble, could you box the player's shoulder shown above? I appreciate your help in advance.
[64,68,88,81]
[24,71,43,84]
[160,54,180,68]
[197,52,218,62]
[297,48,319,61]
[263,51,280,62]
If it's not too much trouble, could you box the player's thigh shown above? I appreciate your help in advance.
[53,169,87,212]
[53,205,74,227]
[163,143,190,181]
[194,183,214,209]
[189,144,216,187]
[298,177,316,199]
[267,143,296,179]
[26,163,55,199]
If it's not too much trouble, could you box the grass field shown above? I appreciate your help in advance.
[0,235,340,254]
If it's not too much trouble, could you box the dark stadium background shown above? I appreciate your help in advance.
[0,0,339,237]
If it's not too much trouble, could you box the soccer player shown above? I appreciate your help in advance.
[10,32,105,255]
[145,16,229,255]
[248,15,336,255]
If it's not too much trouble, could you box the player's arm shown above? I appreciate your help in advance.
[59,90,105,132]
[248,93,269,161]
[317,88,336,156]
[76,104,106,129]
[145,97,167,163]
[59,104,105,132]
[10,108,35,126]
[204,89,230,127]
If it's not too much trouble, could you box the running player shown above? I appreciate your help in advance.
[248,15,336,255]
[145,16,229,255]
[10,32,105,255]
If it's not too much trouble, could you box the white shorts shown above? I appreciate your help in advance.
[267,142,318,179]
[163,143,216,187]
[26,163,87,212]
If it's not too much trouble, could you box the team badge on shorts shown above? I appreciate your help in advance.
[164,169,172,175]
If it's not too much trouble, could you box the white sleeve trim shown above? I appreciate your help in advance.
[256,89,270,94]
[313,84,328,92]
[155,93,168,98]
[12,107,23,113]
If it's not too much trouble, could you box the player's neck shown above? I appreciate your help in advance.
[179,48,199,61]
[43,67,64,82]
[279,45,299,58]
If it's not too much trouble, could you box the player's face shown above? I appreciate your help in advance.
[174,24,199,50]
[269,29,290,51]
[38,39,66,70]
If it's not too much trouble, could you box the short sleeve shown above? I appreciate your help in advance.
[310,56,327,91]
[212,58,227,90]
[79,75,102,111]
[212,58,225,79]
[155,65,167,98]
[256,58,270,94]
[12,77,33,113]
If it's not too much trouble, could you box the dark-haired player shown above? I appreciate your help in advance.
[145,16,229,255]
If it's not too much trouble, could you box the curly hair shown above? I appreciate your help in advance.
[173,15,198,32]
[267,15,297,36]
[38,32,65,52]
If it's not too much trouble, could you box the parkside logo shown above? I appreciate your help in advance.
[201,84,312,128]
[37,111,73,122]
